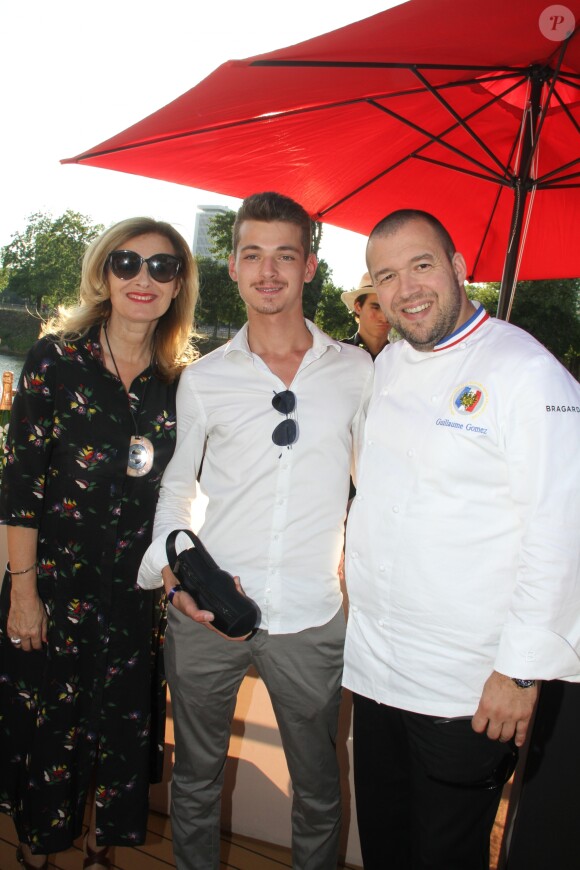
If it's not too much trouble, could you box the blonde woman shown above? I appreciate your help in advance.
[0,218,198,869]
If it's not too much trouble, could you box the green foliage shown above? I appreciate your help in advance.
[1,210,103,310]
[302,257,325,321]
[467,278,580,377]
[0,308,42,354]
[466,283,499,315]
[314,277,353,338]
[509,279,580,362]
[467,279,580,371]
[208,211,235,261]
[196,255,246,336]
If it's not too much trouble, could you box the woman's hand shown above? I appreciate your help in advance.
[7,591,47,652]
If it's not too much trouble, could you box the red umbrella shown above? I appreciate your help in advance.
[63,0,580,318]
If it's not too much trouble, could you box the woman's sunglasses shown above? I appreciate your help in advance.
[107,250,182,283]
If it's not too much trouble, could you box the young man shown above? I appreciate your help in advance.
[341,272,391,359]
[138,192,373,870]
[343,209,580,870]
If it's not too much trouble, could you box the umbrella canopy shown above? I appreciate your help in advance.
[63,0,580,318]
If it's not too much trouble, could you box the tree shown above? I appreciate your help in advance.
[314,276,353,338]
[466,283,499,315]
[196,256,246,337]
[467,279,580,367]
[510,279,580,362]
[1,211,103,310]
[208,211,235,261]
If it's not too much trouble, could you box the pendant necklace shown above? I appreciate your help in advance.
[103,322,155,477]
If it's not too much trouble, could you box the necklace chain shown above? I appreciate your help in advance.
[102,322,156,477]
[103,321,151,437]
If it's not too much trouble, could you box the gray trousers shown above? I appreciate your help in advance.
[165,607,345,870]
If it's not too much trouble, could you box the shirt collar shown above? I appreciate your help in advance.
[433,301,489,352]
[223,319,341,359]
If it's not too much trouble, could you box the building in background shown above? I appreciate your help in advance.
[192,205,233,258]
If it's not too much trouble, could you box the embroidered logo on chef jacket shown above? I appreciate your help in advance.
[450,383,488,418]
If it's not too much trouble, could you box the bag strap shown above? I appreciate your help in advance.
[165,529,219,571]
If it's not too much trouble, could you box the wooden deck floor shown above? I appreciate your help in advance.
[0,810,295,869]
[0,809,369,869]
[0,796,507,869]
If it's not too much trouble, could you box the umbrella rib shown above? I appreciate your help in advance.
[410,67,507,175]
[343,71,527,103]
[537,170,580,186]
[316,155,414,219]
[556,73,580,88]
[470,185,505,282]
[412,154,512,187]
[552,85,580,135]
[318,81,525,220]
[535,181,580,188]
[533,89,580,185]
[536,160,580,186]
[66,67,526,165]
[367,99,510,184]
[65,97,378,160]
[251,59,532,73]
[316,146,508,223]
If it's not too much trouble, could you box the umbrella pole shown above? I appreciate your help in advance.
[496,73,543,321]
[496,184,529,321]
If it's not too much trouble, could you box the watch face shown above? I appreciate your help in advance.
[512,678,535,688]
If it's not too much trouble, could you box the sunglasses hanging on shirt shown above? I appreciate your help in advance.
[272,389,298,448]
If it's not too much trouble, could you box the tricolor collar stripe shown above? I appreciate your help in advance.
[434,303,489,352]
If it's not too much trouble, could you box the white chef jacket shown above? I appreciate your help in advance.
[138,320,373,634]
[343,304,580,717]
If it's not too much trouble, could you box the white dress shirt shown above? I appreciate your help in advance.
[343,305,580,718]
[138,320,373,634]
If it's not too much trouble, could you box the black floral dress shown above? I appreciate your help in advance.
[0,326,177,854]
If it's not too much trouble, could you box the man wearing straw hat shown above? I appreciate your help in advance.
[341,271,391,360]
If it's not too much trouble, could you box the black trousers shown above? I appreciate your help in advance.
[353,694,517,870]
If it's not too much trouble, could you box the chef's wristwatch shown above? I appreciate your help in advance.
[512,678,536,688]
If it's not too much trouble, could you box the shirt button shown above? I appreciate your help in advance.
[407,448,415,457]
[378,619,385,627]
[273,534,279,540]
[431,395,438,403]
[351,551,359,559]
[265,587,271,593]
[381,389,388,396]
[379,564,385,572]
[392,505,400,513]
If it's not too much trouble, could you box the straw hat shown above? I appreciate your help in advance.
[341,272,375,311]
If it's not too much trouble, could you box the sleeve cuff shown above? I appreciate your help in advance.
[495,624,580,680]
[137,535,168,589]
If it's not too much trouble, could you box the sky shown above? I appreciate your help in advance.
[0,0,403,292]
